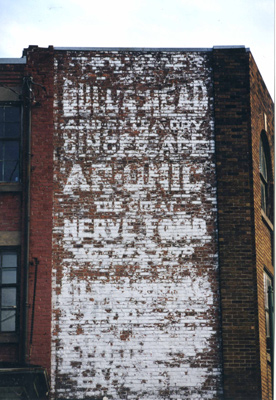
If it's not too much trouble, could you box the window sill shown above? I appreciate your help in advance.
[261,210,274,232]
[0,183,22,192]
[0,333,19,344]
[266,351,272,363]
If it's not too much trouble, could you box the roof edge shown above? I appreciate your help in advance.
[54,45,248,52]
[0,57,26,64]
[0,46,250,60]
[54,46,214,52]
[213,45,246,49]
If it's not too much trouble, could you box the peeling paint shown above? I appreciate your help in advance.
[52,51,221,399]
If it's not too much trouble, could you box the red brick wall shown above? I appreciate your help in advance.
[213,47,262,400]
[51,49,222,399]
[213,47,274,400]
[0,48,54,380]
[0,194,21,231]
[249,52,274,400]
[0,47,273,400]
[23,46,54,375]
[0,62,25,86]
[0,62,25,364]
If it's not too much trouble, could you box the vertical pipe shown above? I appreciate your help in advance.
[22,77,32,364]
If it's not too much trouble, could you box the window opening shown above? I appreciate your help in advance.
[259,135,273,221]
[264,271,273,353]
[0,106,20,182]
[0,250,18,332]
[260,140,268,213]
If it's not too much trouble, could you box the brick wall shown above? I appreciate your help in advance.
[213,47,274,400]
[23,46,54,373]
[0,62,25,86]
[1,46,272,400]
[213,47,260,399]
[0,61,25,364]
[0,194,21,231]
[51,50,222,399]
[249,52,274,400]
[0,47,54,387]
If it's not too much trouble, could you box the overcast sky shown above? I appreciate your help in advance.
[0,0,274,97]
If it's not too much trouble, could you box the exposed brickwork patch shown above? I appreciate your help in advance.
[51,51,221,399]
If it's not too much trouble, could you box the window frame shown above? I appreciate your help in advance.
[259,132,273,222]
[0,247,20,342]
[0,103,22,184]
[260,140,268,213]
[263,270,273,355]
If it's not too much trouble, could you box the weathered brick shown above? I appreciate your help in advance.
[50,49,221,399]
[0,46,273,400]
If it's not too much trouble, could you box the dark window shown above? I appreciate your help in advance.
[259,134,273,221]
[0,250,19,332]
[0,106,20,182]
[260,140,268,213]
[264,271,273,353]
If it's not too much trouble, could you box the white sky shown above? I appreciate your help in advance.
[0,0,274,98]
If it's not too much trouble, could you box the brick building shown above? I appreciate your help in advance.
[0,45,273,399]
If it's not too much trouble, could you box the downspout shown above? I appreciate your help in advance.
[22,76,32,365]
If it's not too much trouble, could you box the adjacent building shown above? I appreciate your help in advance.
[0,45,273,399]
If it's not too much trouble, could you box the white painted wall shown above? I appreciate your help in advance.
[51,51,221,399]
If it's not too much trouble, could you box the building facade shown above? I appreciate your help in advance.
[0,46,273,399]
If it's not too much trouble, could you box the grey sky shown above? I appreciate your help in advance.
[0,0,274,97]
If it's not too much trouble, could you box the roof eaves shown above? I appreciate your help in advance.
[0,57,26,64]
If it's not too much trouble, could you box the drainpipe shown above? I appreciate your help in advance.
[268,285,274,391]
[22,77,32,365]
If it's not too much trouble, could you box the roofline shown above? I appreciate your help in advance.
[0,46,250,64]
[54,47,213,52]
[0,57,26,64]
[0,46,250,63]
[54,45,248,52]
